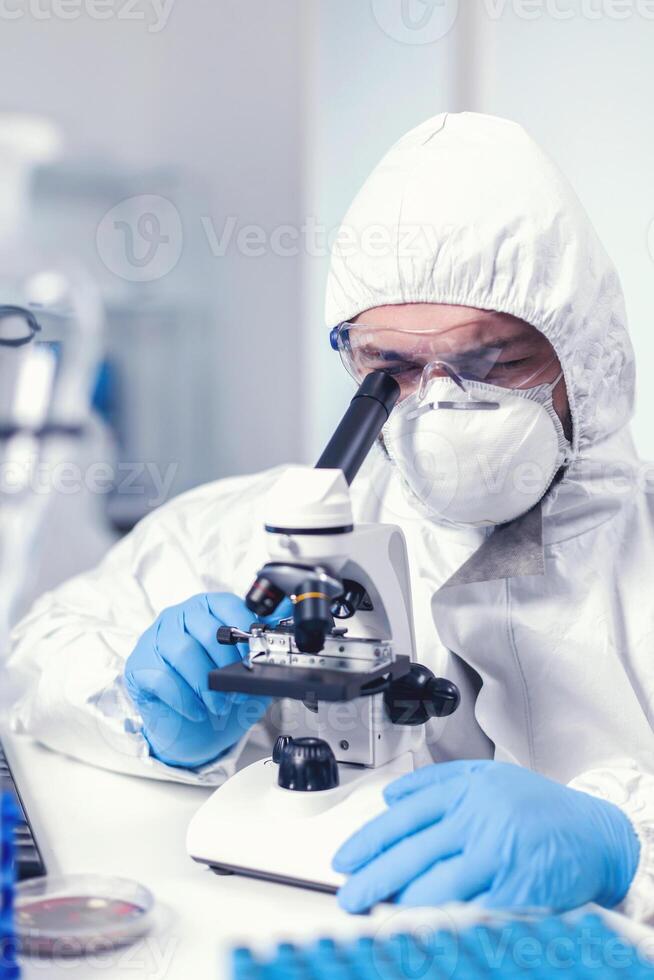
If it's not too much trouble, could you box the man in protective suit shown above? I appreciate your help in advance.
[8,113,652,918]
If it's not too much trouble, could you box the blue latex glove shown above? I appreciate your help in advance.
[125,592,289,769]
[333,760,640,914]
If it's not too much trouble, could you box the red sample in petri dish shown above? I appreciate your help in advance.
[15,874,155,956]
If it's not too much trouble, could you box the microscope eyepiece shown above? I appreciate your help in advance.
[316,370,400,485]
[354,370,402,414]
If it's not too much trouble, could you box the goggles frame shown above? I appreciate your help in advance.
[329,321,557,396]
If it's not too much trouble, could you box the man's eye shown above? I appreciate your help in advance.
[494,358,529,371]
[384,362,421,377]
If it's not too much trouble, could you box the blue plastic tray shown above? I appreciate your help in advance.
[232,910,654,979]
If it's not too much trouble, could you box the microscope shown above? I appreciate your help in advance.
[186,371,460,892]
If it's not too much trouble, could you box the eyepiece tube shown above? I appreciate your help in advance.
[315,371,400,485]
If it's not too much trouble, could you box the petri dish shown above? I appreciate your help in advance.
[14,873,155,957]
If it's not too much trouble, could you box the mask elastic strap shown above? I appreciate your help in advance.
[547,370,564,394]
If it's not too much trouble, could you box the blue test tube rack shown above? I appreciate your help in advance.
[1,791,19,980]
[231,910,654,979]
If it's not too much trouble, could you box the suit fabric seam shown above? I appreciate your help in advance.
[505,577,536,769]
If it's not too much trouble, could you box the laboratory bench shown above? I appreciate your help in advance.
[4,731,654,980]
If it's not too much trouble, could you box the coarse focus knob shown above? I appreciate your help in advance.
[277,737,339,792]
[384,664,460,725]
[272,735,292,764]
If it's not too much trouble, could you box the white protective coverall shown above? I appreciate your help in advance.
[7,112,654,920]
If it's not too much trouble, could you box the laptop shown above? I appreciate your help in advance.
[0,736,47,881]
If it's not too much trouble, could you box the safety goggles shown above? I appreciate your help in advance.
[330,321,557,401]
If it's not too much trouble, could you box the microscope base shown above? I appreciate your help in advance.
[186,752,415,892]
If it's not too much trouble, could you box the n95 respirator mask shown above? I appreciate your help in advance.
[383,375,571,527]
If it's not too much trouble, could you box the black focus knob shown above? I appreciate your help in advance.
[331,579,371,619]
[216,626,238,645]
[216,625,254,646]
[272,735,292,764]
[384,664,460,726]
[277,737,339,792]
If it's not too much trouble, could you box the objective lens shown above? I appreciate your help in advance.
[245,576,285,617]
[293,584,333,654]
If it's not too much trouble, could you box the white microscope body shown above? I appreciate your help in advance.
[187,373,459,892]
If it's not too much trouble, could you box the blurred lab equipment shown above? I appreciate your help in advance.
[33,161,215,531]
[0,115,107,915]
[0,117,156,964]
[0,113,108,632]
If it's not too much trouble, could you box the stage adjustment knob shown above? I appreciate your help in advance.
[277,737,339,792]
